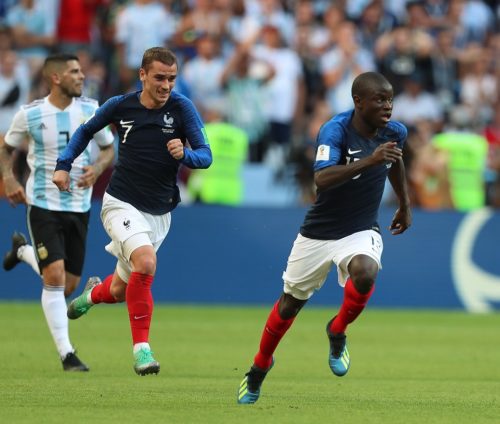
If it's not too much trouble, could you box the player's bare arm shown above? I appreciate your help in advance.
[388,156,412,235]
[77,144,115,188]
[52,170,71,192]
[0,141,27,206]
[167,138,184,160]
[315,142,402,192]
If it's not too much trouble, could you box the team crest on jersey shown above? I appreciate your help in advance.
[37,243,48,260]
[316,145,330,161]
[162,113,175,134]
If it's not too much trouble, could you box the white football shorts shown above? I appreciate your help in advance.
[282,230,383,300]
[100,192,171,282]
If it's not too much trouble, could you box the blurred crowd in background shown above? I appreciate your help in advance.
[0,0,499,211]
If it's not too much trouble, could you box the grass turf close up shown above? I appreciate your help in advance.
[0,303,499,424]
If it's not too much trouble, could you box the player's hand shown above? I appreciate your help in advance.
[389,205,412,235]
[3,176,26,207]
[77,165,100,188]
[167,138,184,160]
[52,170,71,192]
[371,142,402,165]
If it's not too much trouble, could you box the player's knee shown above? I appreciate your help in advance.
[348,255,378,293]
[110,284,126,302]
[42,261,65,285]
[131,256,156,275]
[351,273,375,294]
[278,293,307,320]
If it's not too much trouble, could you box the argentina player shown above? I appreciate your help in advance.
[237,72,412,404]
[53,47,212,376]
[0,53,115,371]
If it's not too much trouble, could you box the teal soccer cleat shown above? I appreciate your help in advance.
[326,318,350,377]
[133,348,160,376]
[67,276,101,319]
[237,359,274,404]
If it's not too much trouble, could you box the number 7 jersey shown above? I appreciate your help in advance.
[5,96,114,212]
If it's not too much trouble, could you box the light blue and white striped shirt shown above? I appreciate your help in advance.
[5,96,114,212]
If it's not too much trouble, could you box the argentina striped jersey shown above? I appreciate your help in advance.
[5,96,114,212]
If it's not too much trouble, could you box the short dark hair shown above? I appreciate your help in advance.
[42,53,79,81]
[352,72,391,98]
[141,47,177,71]
[43,53,79,69]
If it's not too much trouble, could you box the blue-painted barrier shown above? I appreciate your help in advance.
[1,202,500,311]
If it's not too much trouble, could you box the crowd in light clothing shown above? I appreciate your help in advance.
[0,0,499,209]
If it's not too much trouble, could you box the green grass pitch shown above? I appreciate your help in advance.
[1,302,499,424]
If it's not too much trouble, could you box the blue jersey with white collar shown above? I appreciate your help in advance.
[56,91,212,214]
[300,110,407,240]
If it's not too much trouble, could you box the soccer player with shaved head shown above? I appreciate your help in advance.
[53,47,212,376]
[0,53,115,371]
[237,72,412,404]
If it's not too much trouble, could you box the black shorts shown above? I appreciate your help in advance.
[27,205,90,276]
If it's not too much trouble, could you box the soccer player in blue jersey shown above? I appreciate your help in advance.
[237,71,412,404]
[52,47,213,376]
[0,54,115,371]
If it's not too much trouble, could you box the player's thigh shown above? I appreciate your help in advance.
[334,230,383,287]
[100,193,154,246]
[282,234,334,300]
[27,205,66,273]
[62,211,89,277]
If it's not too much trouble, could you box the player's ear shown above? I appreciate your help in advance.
[352,94,362,107]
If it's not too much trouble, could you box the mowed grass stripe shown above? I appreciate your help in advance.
[1,303,499,424]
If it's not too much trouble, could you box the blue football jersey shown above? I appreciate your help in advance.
[57,91,212,214]
[300,110,407,240]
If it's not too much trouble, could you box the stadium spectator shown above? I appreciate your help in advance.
[52,47,212,376]
[375,25,434,95]
[356,0,398,53]
[391,73,444,133]
[5,0,56,77]
[459,45,497,127]
[0,49,30,136]
[320,20,376,115]
[55,0,105,55]
[431,105,489,211]
[251,24,304,174]
[429,25,461,114]
[220,39,273,162]
[172,0,228,62]
[406,122,454,210]
[188,109,249,205]
[114,0,176,92]
[182,33,227,116]
[237,72,411,404]
[0,53,115,371]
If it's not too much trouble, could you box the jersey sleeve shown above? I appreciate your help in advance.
[92,125,115,148]
[313,121,344,172]
[392,121,408,148]
[56,97,119,172]
[4,109,28,148]
[179,98,213,169]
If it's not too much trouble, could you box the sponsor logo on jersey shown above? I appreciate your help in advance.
[123,218,131,230]
[37,122,47,130]
[316,145,330,161]
[348,148,362,155]
[162,113,175,134]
